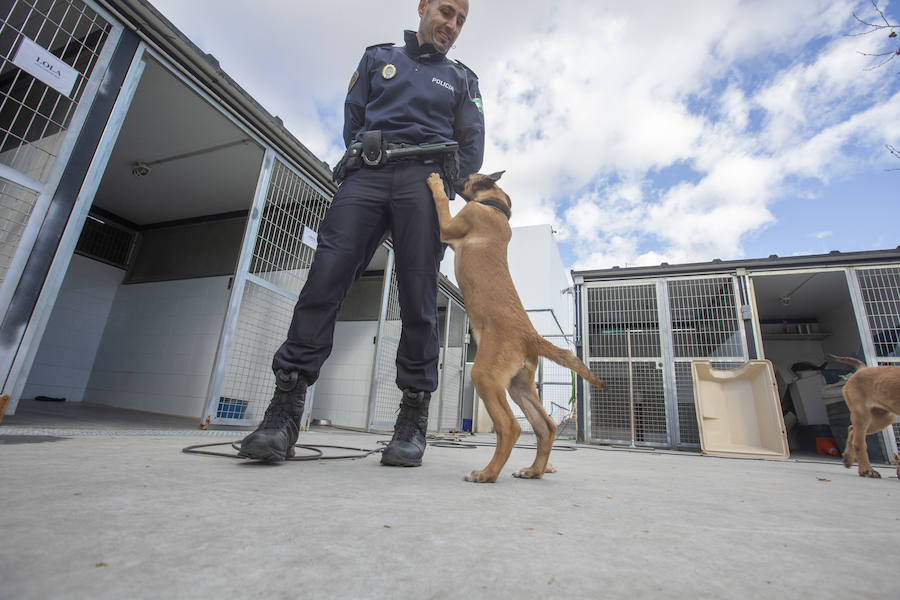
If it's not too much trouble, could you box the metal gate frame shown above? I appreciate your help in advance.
[202,154,333,427]
[435,294,467,432]
[579,274,748,448]
[848,265,900,454]
[1,0,123,402]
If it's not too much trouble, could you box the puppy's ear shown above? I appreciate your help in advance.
[487,171,505,182]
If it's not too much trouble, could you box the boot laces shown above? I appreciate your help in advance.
[392,402,425,441]
[259,388,304,431]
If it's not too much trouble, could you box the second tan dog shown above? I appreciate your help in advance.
[427,171,606,483]
[829,355,900,479]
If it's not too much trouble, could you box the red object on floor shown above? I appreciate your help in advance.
[816,437,840,456]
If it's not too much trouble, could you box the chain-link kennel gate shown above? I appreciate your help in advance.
[854,266,900,452]
[581,276,748,448]
[204,156,331,427]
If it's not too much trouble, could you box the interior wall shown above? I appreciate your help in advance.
[820,302,864,359]
[311,320,378,428]
[754,273,862,428]
[84,276,230,418]
[126,216,246,283]
[22,254,124,402]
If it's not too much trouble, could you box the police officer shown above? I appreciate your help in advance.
[239,0,484,465]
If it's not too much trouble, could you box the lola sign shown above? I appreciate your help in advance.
[12,36,79,98]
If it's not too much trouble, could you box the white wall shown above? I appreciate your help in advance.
[508,224,573,336]
[84,276,230,418]
[310,320,378,428]
[22,255,124,402]
[440,224,573,337]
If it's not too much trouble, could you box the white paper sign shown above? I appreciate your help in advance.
[12,36,80,98]
[302,225,318,250]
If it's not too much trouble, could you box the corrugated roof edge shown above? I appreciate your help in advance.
[572,247,900,281]
[100,0,336,193]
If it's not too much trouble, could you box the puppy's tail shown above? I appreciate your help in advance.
[828,355,867,372]
[534,336,607,390]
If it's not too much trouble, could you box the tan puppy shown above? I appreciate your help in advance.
[829,355,900,479]
[427,171,606,483]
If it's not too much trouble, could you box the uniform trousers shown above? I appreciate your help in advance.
[272,161,444,392]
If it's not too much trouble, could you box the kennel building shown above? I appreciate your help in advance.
[571,248,900,459]
[0,0,468,433]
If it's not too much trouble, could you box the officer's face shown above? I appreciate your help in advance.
[417,0,468,54]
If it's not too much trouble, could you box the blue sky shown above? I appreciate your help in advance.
[149,0,900,272]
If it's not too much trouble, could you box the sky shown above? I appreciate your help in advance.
[148,0,900,272]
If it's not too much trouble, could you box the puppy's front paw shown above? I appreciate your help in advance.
[859,468,882,478]
[464,469,497,483]
[426,172,444,193]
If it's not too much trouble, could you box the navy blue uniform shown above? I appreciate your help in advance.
[344,30,485,178]
[272,30,485,393]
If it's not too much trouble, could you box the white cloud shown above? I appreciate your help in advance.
[148,0,899,270]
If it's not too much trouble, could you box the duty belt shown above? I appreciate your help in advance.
[332,130,459,185]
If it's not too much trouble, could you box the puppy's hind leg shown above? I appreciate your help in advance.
[508,363,557,479]
[848,403,882,478]
[856,407,894,478]
[466,362,520,483]
[842,424,857,470]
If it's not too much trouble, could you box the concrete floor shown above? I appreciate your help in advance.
[1,402,898,599]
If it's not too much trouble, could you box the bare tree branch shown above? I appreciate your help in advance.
[850,2,900,169]
[850,0,899,69]
[887,145,900,171]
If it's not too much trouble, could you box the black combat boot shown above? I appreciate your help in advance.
[381,389,431,467]
[238,370,308,461]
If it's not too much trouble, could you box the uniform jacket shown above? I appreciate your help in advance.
[344,30,485,178]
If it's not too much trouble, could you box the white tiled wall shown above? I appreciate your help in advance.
[84,276,230,418]
[311,321,378,428]
[22,255,125,402]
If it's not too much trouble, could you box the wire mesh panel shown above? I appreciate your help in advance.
[855,267,900,455]
[855,267,900,364]
[213,158,331,425]
[667,277,746,447]
[0,177,38,285]
[219,282,295,423]
[582,277,747,448]
[1,0,112,182]
[540,350,576,426]
[668,278,744,360]
[508,336,576,434]
[1,0,111,289]
[369,268,401,430]
[585,283,666,445]
[249,160,329,297]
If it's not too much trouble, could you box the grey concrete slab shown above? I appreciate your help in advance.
[1,426,898,599]
[4,399,202,430]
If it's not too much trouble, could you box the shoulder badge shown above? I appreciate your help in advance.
[348,70,359,92]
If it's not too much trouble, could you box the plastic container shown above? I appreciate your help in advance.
[691,360,790,459]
